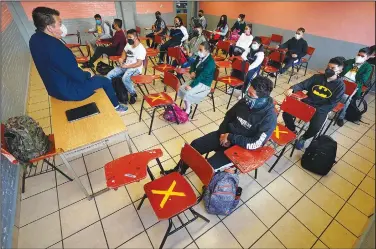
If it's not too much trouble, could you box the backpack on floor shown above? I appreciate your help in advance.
[162,104,189,124]
[301,135,337,176]
[4,116,50,165]
[345,98,367,123]
[112,77,128,104]
[96,61,113,75]
[203,172,242,215]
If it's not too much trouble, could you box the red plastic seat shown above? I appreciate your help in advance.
[213,40,231,61]
[153,47,181,74]
[65,43,81,49]
[262,50,287,88]
[270,34,283,45]
[260,36,271,46]
[216,60,232,68]
[224,145,275,176]
[288,46,316,84]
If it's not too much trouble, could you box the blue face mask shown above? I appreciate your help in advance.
[245,95,268,109]
[96,20,101,25]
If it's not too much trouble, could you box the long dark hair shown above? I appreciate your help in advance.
[175,16,183,27]
[217,15,227,29]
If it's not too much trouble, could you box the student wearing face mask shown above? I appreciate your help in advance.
[191,10,207,31]
[208,15,229,52]
[336,47,373,126]
[228,24,253,57]
[165,76,276,174]
[29,7,127,113]
[87,14,112,49]
[106,29,146,104]
[283,57,345,150]
[231,14,246,35]
[177,42,215,115]
[270,27,308,77]
[183,24,207,64]
[83,19,126,68]
[158,16,188,64]
[146,11,168,49]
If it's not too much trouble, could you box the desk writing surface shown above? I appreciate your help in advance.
[51,89,126,152]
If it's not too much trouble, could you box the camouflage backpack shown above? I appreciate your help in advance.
[4,115,50,164]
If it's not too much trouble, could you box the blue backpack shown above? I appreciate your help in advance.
[203,172,241,215]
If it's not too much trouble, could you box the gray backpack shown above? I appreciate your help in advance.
[203,172,241,215]
[4,116,50,164]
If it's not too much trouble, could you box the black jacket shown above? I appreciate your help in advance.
[292,74,345,113]
[280,37,308,59]
[219,98,277,150]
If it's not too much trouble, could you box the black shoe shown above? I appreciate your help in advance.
[268,72,277,78]
[337,119,344,127]
[129,94,137,105]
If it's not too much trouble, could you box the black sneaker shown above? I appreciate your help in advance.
[129,94,137,104]
[337,119,344,127]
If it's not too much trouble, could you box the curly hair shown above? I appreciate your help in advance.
[251,76,273,98]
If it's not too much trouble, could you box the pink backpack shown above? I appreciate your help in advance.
[163,104,189,124]
[229,29,241,41]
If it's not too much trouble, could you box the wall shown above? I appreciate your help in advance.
[1,2,30,248]
[200,2,375,70]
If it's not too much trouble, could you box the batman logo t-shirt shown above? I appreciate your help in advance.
[312,85,332,99]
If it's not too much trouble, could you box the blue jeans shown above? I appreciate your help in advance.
[339,94,351,119]
[280,56,301,74]
[106,67,140,95]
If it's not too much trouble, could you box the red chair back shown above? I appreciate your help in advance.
[270,34,283,44]
[307,46,315,56]
[167,47,181,61]
[163,71,180,92]
[232,59,250,72]
[280,96,316,123]
[180,143,214,186]
[343,80,358,96]
[154,35,163,45]
[268,50,286,64]
[260,36,271,46]
[143,59,148,74]
[136,26,141,35]
[85,41,92,57]
[217,40,231,53]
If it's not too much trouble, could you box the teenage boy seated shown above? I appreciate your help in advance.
[283,57,345,150]
[270,27,308,77]
[165,76,277,174]
[88,14,112,48]
[336,47,373,126]
[29,7,127,114]
[146,11,168,49]
[83,19,126,68]
[106,29,146,104]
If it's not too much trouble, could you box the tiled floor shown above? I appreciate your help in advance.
[17,46,375,249]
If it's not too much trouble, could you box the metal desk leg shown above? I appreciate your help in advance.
[59,153,92,200]
[125,132,133,154]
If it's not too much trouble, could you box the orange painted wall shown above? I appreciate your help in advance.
[136,2,173,14]
[21,2,116,20]
[200,2,375,45]
[1,2,12,32]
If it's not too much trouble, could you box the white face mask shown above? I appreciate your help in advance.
[355,55,366,64]
[295,34,301,40]
[198,51,206,58]
[251,43,260,50]
[237,18,241,22]
[60,24,67,37]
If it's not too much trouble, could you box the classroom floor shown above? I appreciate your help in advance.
[17,50,375,249]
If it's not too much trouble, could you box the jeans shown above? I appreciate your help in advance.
[89,46,117,65]
[106,67,140,95]
[339,94,351,120]
[174,131,232,174]
[280,56,300,74]
[283,111,328,140]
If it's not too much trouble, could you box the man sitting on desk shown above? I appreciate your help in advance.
[270,27,308,77]
[166,76,277,174]
[83,19,126,68]
[29,7,128,113]
[283,57,345,150]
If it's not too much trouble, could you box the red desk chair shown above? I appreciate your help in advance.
[224,145,275,178]
[270,34,283,45]
[131,67,161,96]
[321,80,358,135]
[141,143,214,249]
[260,36,271,47]
[213,40,231,61]
[287,46,316,84]
[136,26,141,36]
[61,30,84,56]
[202,30,213,41]
[269,96,316,172]
[153,47,181,75]
[139,72,180,135]
[1,124,72,193]
[358,64,375,107]
[75,42,96,74]
[262,49,287,88]
[215,59,250,109]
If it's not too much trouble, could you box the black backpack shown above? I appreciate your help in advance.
[96,61,113,75]
[345,98,367,123]
[112,77,128,104]
[301,135,337,176]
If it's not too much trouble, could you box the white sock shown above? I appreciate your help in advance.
[184,100,191,114]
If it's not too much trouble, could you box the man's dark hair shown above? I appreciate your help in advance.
[32,7,60,31]
[175,16,183,26]
[155,11,161,16]
[94,14,101,19]
[251,76,273,97]
[114,19,122,29]
[127,28,138,37]
[200,41,211,51]
[199,10,204,14]
[252,36,262,44]
[329,57,345,68]
[359,47,371,55]
[239,14,245,19]
[297,27,305,33]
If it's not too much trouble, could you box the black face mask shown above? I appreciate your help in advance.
[156,15,160,19]
[112,24,115,30]
[175,23,180,27]
[324,68,336,78]
[198,14,202,17]
[128,39,134,45]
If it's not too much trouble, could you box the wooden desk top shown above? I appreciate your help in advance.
[51,89,126,152]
